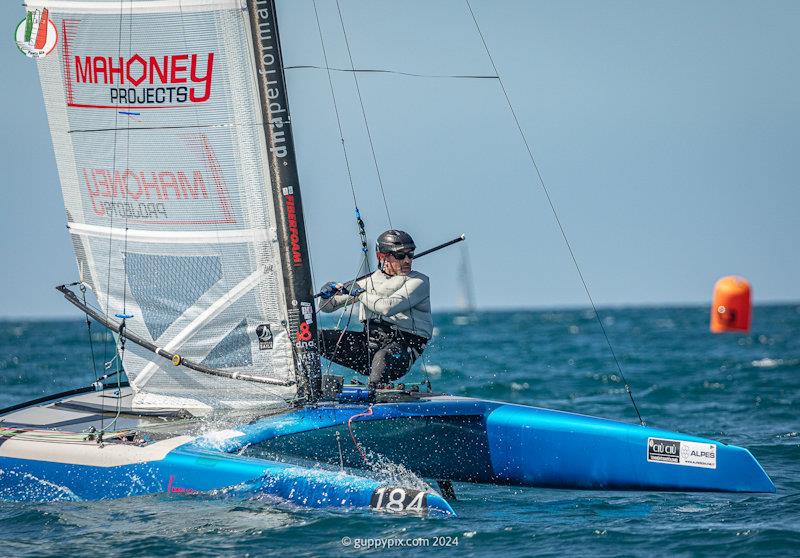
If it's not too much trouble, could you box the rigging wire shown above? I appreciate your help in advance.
[463,0,645,426]
[315,2,438,390]
[313,0,377,372]
[101,0,138,436]
[312,0,372,269]
[332,0,420,381]
[284,64,498,80]
[333,0,393,227]
[312,0,359,212]
[321,252,370,377]
[96,0,130,435]
[100,0,128,370]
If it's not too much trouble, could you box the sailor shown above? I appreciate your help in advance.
[318,230,432,388]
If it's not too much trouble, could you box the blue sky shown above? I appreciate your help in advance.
[1,0,798,318]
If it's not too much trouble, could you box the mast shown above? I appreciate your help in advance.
[246,0,321,402]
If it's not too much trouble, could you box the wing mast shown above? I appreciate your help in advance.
[246,0,321,401]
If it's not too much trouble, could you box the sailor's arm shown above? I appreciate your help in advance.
[357,276,429,317]
[317,292,352,313]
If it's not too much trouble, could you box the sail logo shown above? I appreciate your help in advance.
[295,327,315,348]
[60,19,214,109]
[253,0,290,158]
[256,324,273,350]
[301,302,313,325]
[15,8,58,58]
[283,187,303,266]
[296,322,312,342]
[78,133,236,225]
[82,167,210,220]
[71,53,214,107]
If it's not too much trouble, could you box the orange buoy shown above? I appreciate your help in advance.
[710,276,751,333]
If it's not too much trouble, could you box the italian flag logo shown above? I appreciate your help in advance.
[15,7,58,58]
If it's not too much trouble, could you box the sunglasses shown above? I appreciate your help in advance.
[389,252,414,261]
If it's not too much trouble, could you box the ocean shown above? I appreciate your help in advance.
[0,304,798,557]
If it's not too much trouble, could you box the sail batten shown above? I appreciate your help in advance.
[34,0,303,410]
[26,0,244,14]
[68,223,272,244]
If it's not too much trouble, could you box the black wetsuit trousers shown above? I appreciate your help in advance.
[319,325,427,386]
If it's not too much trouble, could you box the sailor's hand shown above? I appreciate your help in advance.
[344,284,365,297]
[319,281,341,300]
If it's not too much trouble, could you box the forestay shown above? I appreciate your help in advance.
[31,0,298,411]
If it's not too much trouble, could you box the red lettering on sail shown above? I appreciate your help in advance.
[67,45,215,109]
[285,194,303,266]
[81,164,223,225]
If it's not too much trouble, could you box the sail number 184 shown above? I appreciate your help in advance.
[370,487,427,512]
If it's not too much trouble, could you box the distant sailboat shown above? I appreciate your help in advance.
[453,243,477,325]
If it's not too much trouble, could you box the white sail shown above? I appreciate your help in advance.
[456,244,477,316]
[30,0,298,410]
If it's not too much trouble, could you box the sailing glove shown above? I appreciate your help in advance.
[344,284,365,297]
[319,282,339,299]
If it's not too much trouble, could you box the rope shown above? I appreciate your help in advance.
[347,405,373,464]
[464,0,645,426]
[80,284,98,379]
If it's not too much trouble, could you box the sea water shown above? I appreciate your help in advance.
[0,305,798,557]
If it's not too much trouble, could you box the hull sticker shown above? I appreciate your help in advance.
[647,437,717,469]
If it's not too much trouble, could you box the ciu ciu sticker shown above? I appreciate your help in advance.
[647,437,717,469]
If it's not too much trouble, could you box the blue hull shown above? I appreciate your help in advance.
[0,440,453,514]
[0,396,773,508]
[193,396,774,493]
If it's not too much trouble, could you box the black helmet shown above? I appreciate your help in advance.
[376,229,415,254]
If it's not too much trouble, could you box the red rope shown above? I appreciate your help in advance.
[347,405,373,464]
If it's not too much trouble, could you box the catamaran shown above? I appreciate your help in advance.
[0,0,773,515]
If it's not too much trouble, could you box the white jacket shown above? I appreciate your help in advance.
[318,270,433,339]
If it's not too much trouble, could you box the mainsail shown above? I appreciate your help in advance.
[30,0,320,411]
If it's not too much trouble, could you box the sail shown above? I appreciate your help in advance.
[29,0,312,411]
[456,244,477,315]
